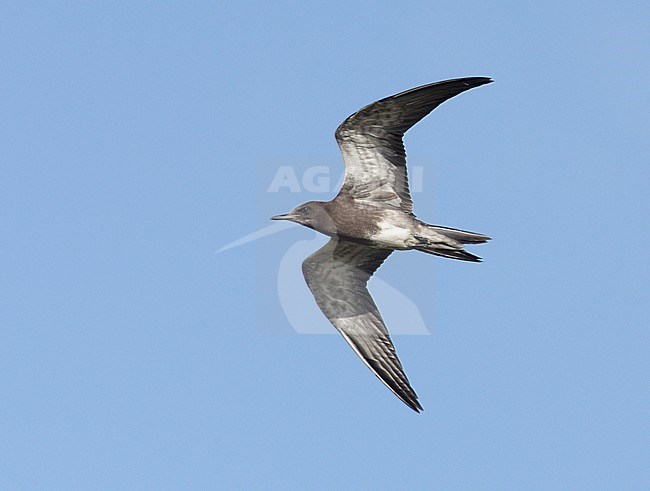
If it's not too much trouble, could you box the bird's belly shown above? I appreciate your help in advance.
[369,223,415,249]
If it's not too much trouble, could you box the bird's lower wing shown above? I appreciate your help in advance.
[301,238,422,412]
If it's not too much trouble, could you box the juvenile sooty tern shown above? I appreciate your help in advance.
[272,77,492,412]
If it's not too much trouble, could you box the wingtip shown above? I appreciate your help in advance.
[397,391,424,413]
[465,76,494,87]
[409,401,424,413]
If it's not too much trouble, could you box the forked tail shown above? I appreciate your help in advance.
[415,246,483,262]
[428,226,491,244]
[414,225,491,262]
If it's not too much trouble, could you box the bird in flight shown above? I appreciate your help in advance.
[272,77,492,412]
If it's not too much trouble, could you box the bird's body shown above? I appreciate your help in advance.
[272,77,493,412]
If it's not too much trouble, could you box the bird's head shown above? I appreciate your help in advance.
[271,201,333,232]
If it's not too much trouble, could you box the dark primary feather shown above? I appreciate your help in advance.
[335,77,493,213]
[302,239,422,412]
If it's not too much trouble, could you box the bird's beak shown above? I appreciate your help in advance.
[271,213,294,221]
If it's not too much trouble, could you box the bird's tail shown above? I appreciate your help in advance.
[427,226,491,244]
[414,225,490,262]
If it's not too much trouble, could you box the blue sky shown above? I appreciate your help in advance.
[2,1,649,489]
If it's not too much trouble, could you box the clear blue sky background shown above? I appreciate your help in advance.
[2,2,648,489]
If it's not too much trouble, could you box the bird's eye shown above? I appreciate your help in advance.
[299,206,309,213]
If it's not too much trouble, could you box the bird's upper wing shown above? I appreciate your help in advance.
[302,238,422,412]
[335,77,493,213]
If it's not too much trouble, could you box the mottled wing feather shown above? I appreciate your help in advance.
[335,76,493,213]
[302,238,422,412]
